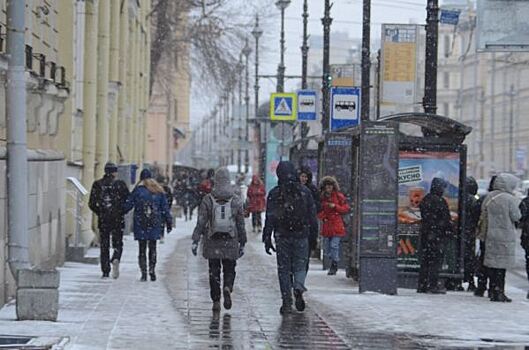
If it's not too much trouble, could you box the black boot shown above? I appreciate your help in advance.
[279,301,293,315]
[467,281,476,292]
[140,271,147,282]
[294,290,306,312]
[327,261,338,276]
[150,272,156,281]
[223,287,232,310]
[474,288,486,297]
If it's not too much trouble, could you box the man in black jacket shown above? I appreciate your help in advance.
[263,161,318,315]
[299,166,321,272]
[463,177,481,291]
[299,166,321,213]
[89,162,130,278]
[417,178,452,294]
[519,189,529,299]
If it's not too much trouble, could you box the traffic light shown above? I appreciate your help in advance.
[325,73,333,89]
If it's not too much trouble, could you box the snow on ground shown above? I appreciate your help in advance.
[1,214,528,349]
[0,218,196,349]
[306,260,529,348]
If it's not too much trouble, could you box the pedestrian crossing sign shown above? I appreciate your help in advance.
[270,93,297,121]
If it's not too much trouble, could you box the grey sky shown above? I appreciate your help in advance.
[191,0,430,124]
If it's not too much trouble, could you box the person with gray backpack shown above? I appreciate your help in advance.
[191,167,247,312]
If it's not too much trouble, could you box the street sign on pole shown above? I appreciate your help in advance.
[330,87,361,131]
[440,9,461,25]
[297,90,317,121]
[270,93,297,121]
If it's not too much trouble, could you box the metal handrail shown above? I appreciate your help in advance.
[66,177,88,246]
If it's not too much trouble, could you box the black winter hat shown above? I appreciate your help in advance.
[140,169,152,181]
[104,162,118,175]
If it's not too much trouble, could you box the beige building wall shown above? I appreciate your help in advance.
[146,18,191,175]
[0,0,152,307]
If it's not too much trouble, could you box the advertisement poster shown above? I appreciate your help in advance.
[381,24,420,104]
[397,151,460,273]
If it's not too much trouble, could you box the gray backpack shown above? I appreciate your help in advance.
[208,195,236,239]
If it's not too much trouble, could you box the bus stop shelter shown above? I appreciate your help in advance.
[318,113,472,294]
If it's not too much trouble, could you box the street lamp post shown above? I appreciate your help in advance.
[321,0,333,132]
[509,84,516,172]
[361,0,371,121]
[276,0,291,93]
[237,55,244,173]
[300,0,310,159]
[423,0,439,115]
[251,15,264,177]
[242,38,252,174]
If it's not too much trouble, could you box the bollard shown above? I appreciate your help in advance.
[16,269,60,321]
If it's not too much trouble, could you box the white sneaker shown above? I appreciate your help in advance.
[111,260,120,279]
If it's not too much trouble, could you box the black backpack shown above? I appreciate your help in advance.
[138,192,159,230]
[100,180,121,218]
[277,184,306,233]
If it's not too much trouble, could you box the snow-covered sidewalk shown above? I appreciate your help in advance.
[306,260,529,348]
[0,218,195,350]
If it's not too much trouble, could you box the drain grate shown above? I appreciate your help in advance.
[0,335,32,347]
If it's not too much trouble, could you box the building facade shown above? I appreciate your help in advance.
[0,0,152,307]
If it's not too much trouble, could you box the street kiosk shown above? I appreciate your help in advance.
[318,113,472,294]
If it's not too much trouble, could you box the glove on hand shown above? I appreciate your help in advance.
[264,237,276,255]
[239,244,245,258]
[191,241,199,256]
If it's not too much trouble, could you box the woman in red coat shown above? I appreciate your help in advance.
[318,176,350,275]
[246,175,266,233]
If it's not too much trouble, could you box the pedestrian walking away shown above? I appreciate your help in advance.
[124,169,173,282]
[318,176,349,276]
[262,161,318,315]
[299,166,321,213]
[157,176,174,244]
[299,166,321,272]
[463,177,481,291]
[474,175,497,298]
[417,178,453,294]
[481,173,521,302]
[88,162,130,279]
[246,175,266,233]
[519,189,529,299]
[191,167,247,312]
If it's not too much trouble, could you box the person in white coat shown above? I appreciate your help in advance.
[482,173,521,302]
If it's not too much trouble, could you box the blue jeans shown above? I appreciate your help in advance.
[323,236,341,263]
[275,236,309,304]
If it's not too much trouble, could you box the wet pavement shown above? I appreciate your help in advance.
[163,234,477,350]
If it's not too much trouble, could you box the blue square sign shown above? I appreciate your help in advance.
[297,90,317,121]
[330,87,361,131]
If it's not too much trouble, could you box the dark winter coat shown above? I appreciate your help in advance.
[464,177,481,240]
[483,173,521,269]
[124,183,173,241]
[262,161,318,242]
[519,194,529,250]
[299,166,321,213]
[192,167,247,260]
[318,191,350,237]
[246,175,266,213]
[419,178,452,244]
[88,175,130,229]
[163,185,174,210]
